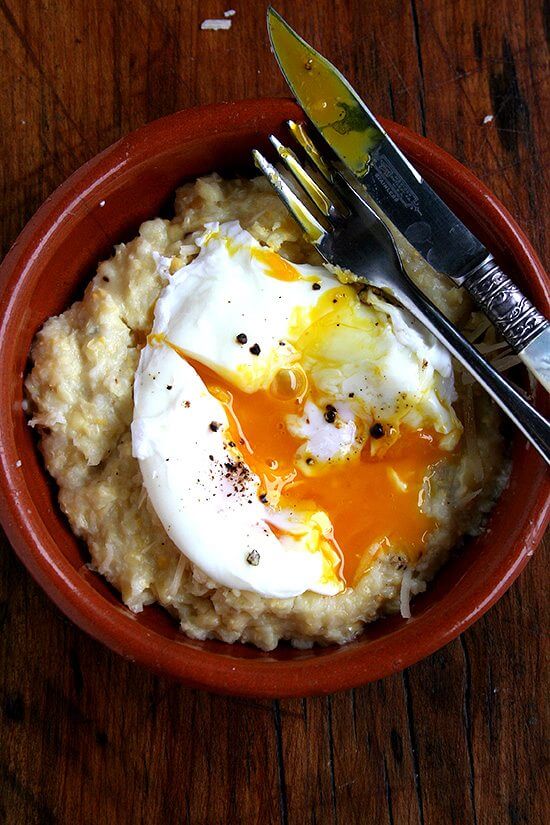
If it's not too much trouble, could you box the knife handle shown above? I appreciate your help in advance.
[462,254,550,390]
[396,277,550,465]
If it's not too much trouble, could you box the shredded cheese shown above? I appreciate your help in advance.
[491,353,521,372]
[466,315,492,343]
[461,488,482,505]
[200,18,232,30]
[136,486,148,510]
[477,341,510,355]
[168,554,187,598]
[388,467,408,492]
[400,568,413,619]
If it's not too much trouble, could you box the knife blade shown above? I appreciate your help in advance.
[267,7,550,391]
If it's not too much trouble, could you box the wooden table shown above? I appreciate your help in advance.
[1,1,547,822]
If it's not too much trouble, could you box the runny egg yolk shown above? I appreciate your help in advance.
[250,246,303,281]
[190,359,446,587]
[227,237,315,283]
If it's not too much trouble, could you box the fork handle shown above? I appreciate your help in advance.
[395,279,550,465]
[462,253,550,392]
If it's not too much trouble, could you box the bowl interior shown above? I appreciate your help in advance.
[0,99,548,696]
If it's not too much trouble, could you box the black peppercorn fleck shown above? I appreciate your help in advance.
[324,404,337,424]
[312,282,321,291]
[259,493,268,503]
[236,333,248,344]
[209,421,221,432]
[249,343,261,356]
[370,422,385,439]
[246,549,260,566]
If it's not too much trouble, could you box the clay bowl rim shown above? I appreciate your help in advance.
[0,97,548,698]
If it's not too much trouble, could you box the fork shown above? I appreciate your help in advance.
[253,121,550,465]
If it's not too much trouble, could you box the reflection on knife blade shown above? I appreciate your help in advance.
[267,6,487,282]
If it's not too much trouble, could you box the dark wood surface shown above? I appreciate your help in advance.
[1,1,548,823]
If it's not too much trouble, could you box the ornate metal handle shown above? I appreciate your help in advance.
[395,277,550,465]
[462,254,548,353]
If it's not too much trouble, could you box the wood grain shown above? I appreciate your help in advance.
[0,1,548,823]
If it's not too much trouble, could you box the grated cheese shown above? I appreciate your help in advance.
[461,488,482,505]
[200,18,232,30]
[400,567,413,619]
[388,467,408,492]
[136,486,148,510]
[491,353,521,372]
[477,340,510,355]
[168,554,187,598]
[466,315,492,343]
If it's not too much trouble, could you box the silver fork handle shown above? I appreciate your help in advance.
[394,278,550,465]
[462,253,550,391]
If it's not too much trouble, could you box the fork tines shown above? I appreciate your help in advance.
[252,120,344,244]
[253,120,366,246]
[252,145,326,244]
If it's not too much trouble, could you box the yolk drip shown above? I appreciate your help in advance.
[268,12,384,177]
[250,247,302,281]
[191,359,446,586]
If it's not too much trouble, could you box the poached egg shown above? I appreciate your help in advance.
[132,221,462,598]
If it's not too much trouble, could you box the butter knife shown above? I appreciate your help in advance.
[268,8,550,392]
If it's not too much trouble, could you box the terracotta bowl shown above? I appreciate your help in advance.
[0,98,548,697]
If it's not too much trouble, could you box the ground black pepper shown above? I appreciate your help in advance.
[249,343,261,356]
[236,333,248,344]
[370,422,385,439]
[324,404,337,424]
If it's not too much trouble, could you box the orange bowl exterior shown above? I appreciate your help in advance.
[0,98,548,697]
